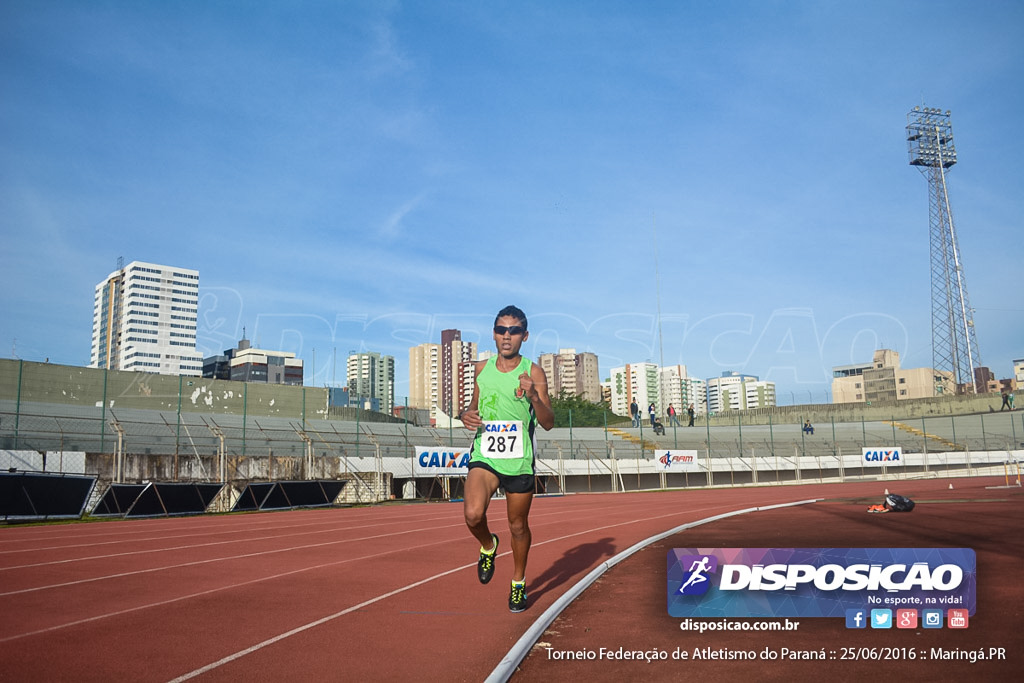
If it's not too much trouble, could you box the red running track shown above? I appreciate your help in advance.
[0,478,1011,681]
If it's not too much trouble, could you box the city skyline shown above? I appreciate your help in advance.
[2,2,1022,404]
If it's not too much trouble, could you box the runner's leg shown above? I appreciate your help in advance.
[505,491,534,581]
[464,467,500,548]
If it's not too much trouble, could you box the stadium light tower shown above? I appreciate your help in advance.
[906,106,981,394]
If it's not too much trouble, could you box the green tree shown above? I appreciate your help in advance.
[548,390,625,428]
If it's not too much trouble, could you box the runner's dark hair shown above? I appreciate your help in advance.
[495,305,527,330]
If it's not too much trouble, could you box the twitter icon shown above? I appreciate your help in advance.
[870,609,892,629]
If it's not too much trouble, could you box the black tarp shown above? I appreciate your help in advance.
[231,480,347,512]
[92,483,148,516]
[123,482,224,518]
[1,472,96,520]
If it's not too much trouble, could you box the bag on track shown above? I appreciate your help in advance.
[884,494,915,512]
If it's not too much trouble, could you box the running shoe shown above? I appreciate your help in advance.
[509,580,527,613]
[477,534,498,584]
[867,504,888,513]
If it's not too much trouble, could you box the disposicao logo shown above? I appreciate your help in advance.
[667,548,976,619]
[675,555,718,595]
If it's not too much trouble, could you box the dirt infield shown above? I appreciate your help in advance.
[513,478,1024,681]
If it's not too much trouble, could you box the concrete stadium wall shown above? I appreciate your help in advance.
[705,389,1020,426]
[1,358,330,420]
[6,359,1017,429]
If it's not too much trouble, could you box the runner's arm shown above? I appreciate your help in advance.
[522,363,554,431]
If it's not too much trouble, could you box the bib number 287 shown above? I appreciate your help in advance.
[482,421,525,459]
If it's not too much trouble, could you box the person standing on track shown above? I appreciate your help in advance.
[459,305,555,613]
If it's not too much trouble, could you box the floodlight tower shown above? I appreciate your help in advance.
[906,106,981,393]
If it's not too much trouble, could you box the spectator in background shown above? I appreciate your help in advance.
[667,404,681,427]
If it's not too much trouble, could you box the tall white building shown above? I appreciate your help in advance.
[347,352,396,414]
[659,364,707,417]
[608,363,660,417]
[90,261,202,376]
[706,371,776,412]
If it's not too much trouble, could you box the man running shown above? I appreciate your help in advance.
[460,305,554,612]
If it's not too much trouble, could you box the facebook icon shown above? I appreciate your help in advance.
[845,609,867,629]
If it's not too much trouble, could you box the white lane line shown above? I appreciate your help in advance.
[0,496,657,574]
[165,502,755,682]
[485,499,822,683]
[0,515,457,570]
[0,508,461,556]
[0,520,466,597]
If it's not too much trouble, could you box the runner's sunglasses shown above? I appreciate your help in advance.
[493,325,526,336]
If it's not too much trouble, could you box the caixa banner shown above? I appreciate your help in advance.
[412,447,470,477]
[862,447,903,465]
[667,548,975,618]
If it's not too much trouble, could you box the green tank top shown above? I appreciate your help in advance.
[470,355,537,476]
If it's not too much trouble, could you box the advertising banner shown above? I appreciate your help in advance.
[654,450,700,471]
[862,447,904,466]
[412,447,470,477]
[668,547,976,619]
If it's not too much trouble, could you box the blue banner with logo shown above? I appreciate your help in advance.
[412,447,470,477]
[667,547,975,618]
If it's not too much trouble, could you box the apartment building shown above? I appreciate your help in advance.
[347,352,395,414]
[608,363,660,417]
[832,349,953,403]
[660,364,707,416]
[538,348,601,403]
[410,330,477,420]
[90,260,202,376]
[706,371,776,412]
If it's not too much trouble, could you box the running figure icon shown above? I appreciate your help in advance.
[678,556,712,593]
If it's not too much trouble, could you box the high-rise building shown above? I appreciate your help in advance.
[408,343,440,412]
[832,349,953,403]
[538,349,601,402]
[659,364,706,417]
[706,372,776,412]
[440,329,477,418]
[346,352,395,414]
[90,260,202,376]
[608,363,660,417]
[409,331,478,421]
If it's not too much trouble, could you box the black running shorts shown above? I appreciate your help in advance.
[467,461,535,494]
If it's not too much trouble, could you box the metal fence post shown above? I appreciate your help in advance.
[242,383,248,456]
[14,359,23,449]
[980,413,988,453]
[738,413,743,462]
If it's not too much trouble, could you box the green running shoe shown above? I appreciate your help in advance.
[477,534,498,584]
[509,580,527,613]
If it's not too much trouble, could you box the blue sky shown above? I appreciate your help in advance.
[2,0,1022,404]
